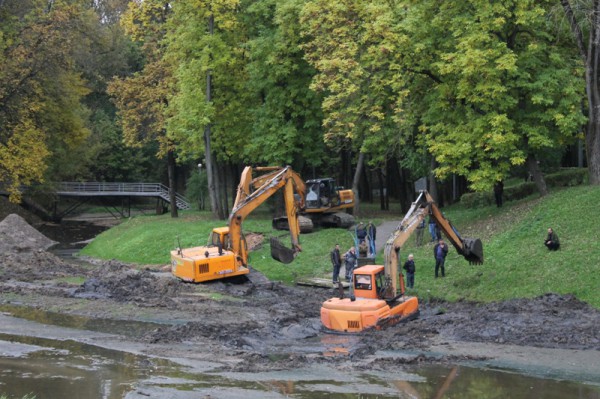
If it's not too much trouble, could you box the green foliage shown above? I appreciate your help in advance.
[165,0,252,164]
[185,169,208,210]
[394,1,585,191]
[300,0,404,163]
[242,0,326,167]
[0,1,94,201]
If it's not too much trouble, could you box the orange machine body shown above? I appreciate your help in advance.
[320,265,419,333]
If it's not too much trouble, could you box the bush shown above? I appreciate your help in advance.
[460,168,588,207]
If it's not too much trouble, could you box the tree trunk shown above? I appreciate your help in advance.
[526,154,548,196]
[586,109,600,184]
[561,0,600,184]
[203,13,225,220]
[352,152,365,216]
[378,168,387,210]
[167,149,178,218]
[428,157,439,203]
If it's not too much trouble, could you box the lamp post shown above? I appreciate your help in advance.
[198,162,204,210]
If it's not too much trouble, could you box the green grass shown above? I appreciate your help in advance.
[80,185,600,309]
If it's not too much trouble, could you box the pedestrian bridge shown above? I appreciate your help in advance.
[53,182,191,219]
[58,182,190,209]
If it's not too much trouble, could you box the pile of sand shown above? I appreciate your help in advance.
[0,214,56,253]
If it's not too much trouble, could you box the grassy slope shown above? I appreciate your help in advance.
[80,186,600,308]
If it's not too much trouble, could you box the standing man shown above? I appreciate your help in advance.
[331,244,342,285]
[367,221,376,256]
[494,181,504,207]
[433,239,449,278]
[403,254,416,288]
[428,216,437,242]
[415,219,425,247]
[544,228,560,251]
[344,246,358,281]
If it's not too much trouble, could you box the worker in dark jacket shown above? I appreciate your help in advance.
[433,239,449,278]
[331,244,342,285]
[403,254,416,288]
[544,228,560,251]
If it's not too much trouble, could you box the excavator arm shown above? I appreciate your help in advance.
[229,166,302,267]
[383,191,484,297]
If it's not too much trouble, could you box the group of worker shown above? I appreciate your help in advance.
[330,223,561,289]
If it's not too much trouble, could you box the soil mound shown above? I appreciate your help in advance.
[0,214,56,253]
[75,261,192,308]
[0,214,82,282]
[381,294,600,351]
[0,197,43,226]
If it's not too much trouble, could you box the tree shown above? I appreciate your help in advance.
[108,0,180,217]
[242,0,325,170]
[561,0,600,184]
[393,0,585,194]
[0,0,93,202]
[166,0,248,219]
[300,0,404,214]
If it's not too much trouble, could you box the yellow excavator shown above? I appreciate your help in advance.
[253,166,355,233]
[171,166,303,283]
[321,190,484,333]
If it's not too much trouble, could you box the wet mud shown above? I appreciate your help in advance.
[0,213,599,380]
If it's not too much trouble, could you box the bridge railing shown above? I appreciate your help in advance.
[58,182,166,193]
[57,182,191,210]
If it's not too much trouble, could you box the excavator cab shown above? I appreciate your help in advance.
[305,178,339,209]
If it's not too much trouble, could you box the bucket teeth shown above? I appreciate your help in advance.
[270,237,296,264]
[462,238,484,264]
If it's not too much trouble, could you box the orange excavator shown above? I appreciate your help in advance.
[171,166,303,283]
[321,190,484,332]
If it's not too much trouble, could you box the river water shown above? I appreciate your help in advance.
[0,220,599,398]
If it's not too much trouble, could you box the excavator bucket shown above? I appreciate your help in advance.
[462,238,484,264]
[270,236,296,264]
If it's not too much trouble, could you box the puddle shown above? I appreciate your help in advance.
[0,304,167,338]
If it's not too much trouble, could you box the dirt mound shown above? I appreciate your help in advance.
[0,250,85,282]
[75,261,193,308]
[374,294,600,352]
[245,233,263,250]
[0,214,56,253]
[437,294,600,349]
[0,197,43,226]
[0,214,84,282]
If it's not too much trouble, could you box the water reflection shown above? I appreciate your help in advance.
[1,336,599,399]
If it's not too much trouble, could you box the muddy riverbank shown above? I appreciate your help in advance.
[0,212,599,395]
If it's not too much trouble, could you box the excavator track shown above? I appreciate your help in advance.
[273,215,314,233]
[320,212,355,228]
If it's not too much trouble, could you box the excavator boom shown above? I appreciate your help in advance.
[384,191,483,295]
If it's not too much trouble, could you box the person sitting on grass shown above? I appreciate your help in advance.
[544,227,560,251]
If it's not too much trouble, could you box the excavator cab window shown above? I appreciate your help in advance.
[355,274,372,290]
[209,231,221,247]
[306,182,320,208]
[375,271,386,297]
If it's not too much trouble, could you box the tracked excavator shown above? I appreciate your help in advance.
[321,190,484,333]
[171,166,303,283]
[254,167,354,233]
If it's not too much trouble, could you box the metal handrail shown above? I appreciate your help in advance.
[57,182,191,210]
